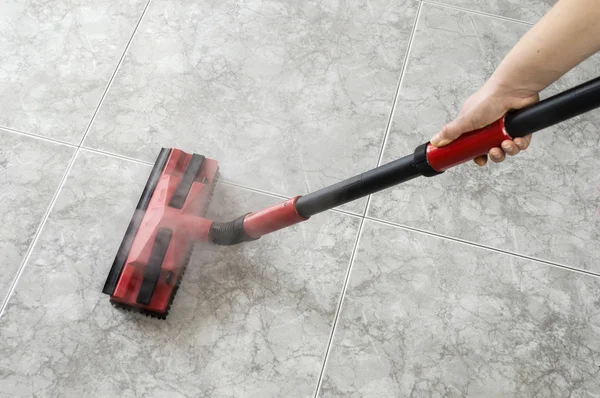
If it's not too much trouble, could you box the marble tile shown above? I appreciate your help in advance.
[0,0,147,143]
[319,220,600,397]
[368,4,600,272]
[0,150,360,397]
[83,0,420,214]
[0,130,74,304]
[429,0,556,23]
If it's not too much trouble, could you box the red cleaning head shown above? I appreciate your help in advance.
[102,149,219,319]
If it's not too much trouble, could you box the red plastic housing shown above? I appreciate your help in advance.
[426,117,511,172]
[109,149,218,315]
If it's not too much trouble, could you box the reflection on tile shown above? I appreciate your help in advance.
[0,130,74,303]
[0,0,147,142]
[368,4,600,272]
[0,150,360,397]
[431,0,555,23]
[84,0,419,214]
[320,220,600,397]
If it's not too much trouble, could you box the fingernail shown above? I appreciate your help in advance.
[438,138,452,147]
[515,140,525,149]
[501,142,511,151]
[430,135,451,147]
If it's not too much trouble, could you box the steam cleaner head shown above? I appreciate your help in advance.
[102,148,219,319]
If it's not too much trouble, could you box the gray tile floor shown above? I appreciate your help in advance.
[1,0,599,397]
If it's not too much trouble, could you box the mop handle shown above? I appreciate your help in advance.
[214,76,600,242]
[424,75,600,172]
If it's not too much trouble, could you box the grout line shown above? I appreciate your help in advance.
[83,146,364,219]
[216,179,290,200]
[327,207,363,219]
[364,1,423,217]
[365,215,600,279]
[216,179,363,218]
[81,146,154,166]
[80,147,302,202]
[0,0,153,318]
[78,136,600,272]
[375,1,422,169]
[0,125,77,148]
[422,0,534,26]
[314,218,366,397]
[78,0,153,147]
[0,151,81,316]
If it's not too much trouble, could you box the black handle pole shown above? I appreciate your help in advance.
[295,154,420,218]
[295,76,600,219]
[505,76,600,137]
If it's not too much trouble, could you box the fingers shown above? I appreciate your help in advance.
[489,147,505,163]
[476,134,532,166]
[500,140,520,156]
[513,134,532,151]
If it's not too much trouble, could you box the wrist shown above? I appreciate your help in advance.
[485,67,543,101]
[484,76,538,100]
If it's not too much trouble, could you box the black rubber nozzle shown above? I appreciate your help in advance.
[208,214,258,246]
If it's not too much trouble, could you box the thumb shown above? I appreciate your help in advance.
[430,116,478,147]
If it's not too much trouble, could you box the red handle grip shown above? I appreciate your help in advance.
[426,117,511,172]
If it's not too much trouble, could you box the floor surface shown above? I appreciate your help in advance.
[1,0,600,397]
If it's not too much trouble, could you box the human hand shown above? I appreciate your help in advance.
[430,82,539,166]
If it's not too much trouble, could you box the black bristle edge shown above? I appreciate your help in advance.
[102,148,172,296]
